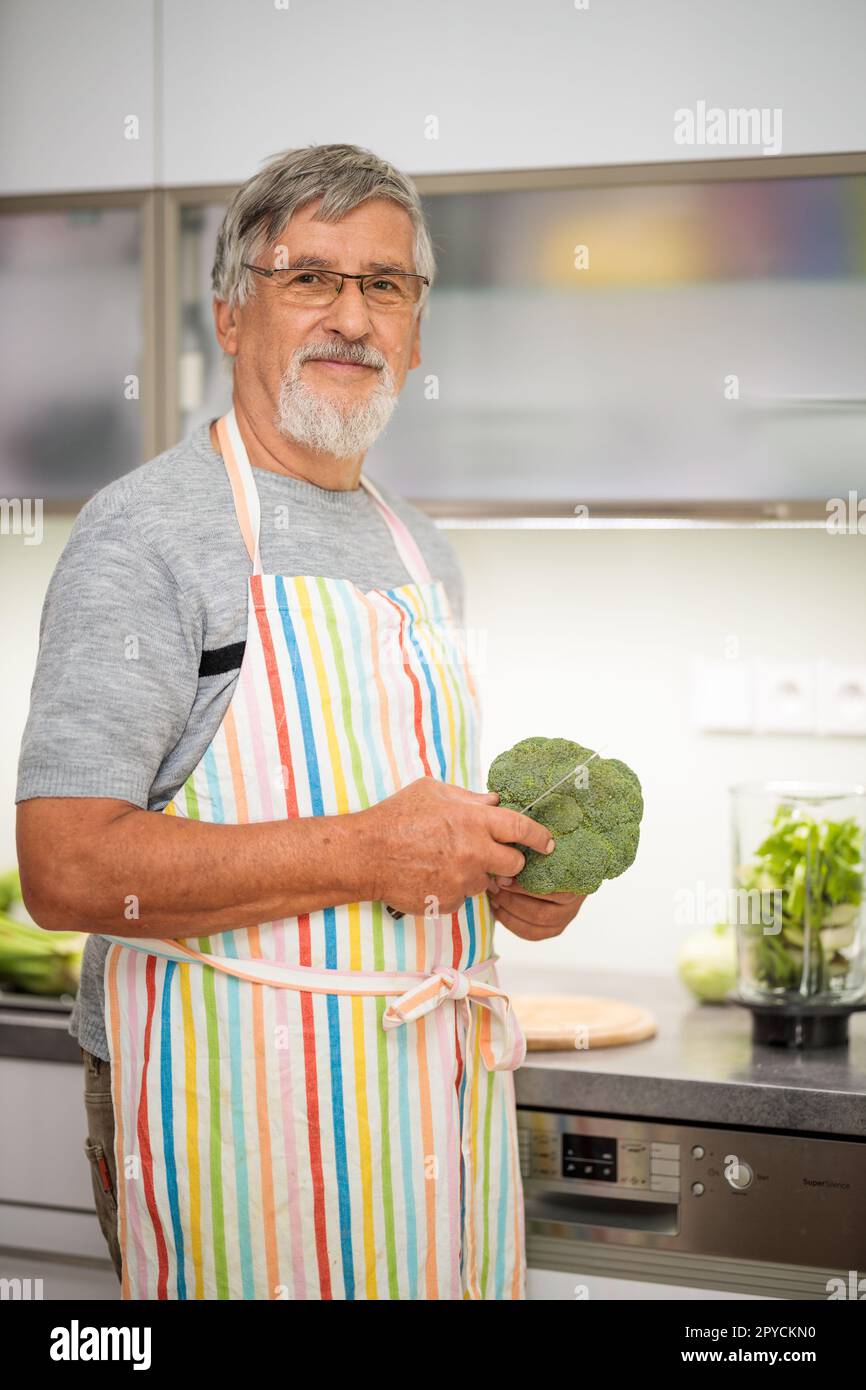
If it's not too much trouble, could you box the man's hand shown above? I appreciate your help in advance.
[487,880,587,941]
[360,777,556,916]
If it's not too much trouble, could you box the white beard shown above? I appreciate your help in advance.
[274,351,398,459]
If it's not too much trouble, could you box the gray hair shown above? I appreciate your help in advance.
[212,143,435,316]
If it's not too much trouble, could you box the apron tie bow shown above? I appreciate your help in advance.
[382,958,526,1073]
[438,965,471,1000]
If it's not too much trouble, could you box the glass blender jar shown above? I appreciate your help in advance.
[730,781,866,1047]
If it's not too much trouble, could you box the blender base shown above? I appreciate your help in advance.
[751,1009,850,1048]
[728,992,866,1049]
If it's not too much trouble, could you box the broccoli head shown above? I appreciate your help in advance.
[486,736,644,894]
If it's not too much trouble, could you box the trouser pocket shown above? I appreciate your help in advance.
[83,1139,122,1281]
[82,1052,123,1282]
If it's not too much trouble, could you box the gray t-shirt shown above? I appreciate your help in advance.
[16,421,464,1061]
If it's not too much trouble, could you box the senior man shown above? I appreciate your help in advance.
[16,144,584,1301]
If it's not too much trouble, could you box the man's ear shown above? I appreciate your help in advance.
[408,317,422,371]
[212,298,239,357]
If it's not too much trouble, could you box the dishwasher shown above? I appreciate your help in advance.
[519,1107,866,1301]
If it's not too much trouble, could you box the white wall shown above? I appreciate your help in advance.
[3,0,866,195]
[4,520,864,982]
[0,517,71,868]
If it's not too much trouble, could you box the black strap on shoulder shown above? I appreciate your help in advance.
[198,641,246,678]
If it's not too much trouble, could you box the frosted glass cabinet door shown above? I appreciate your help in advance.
[371,178,866,507]
[176,202,232,439]
[171,175,866,510]
[0,207,143,499]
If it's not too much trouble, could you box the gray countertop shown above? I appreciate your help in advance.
[499,963,866,1138]
[0,991,81,1064]
[4,968,866,1139]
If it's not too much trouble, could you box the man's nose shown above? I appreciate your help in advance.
[317,280,375,340]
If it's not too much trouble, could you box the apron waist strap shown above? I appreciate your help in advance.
[104,937,526,1073]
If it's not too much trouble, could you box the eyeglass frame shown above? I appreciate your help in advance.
[241,261,430,306]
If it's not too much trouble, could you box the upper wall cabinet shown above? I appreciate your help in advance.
[4,0,866,195]
[160,0,866,183]
[0,0,155,195]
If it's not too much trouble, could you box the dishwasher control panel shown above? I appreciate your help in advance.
[520,1117,680,1197]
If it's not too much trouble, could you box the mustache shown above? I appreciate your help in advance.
[295,340,386,370]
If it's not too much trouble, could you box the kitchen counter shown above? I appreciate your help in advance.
[498,963,866,1139]
[4,968,866,1138]
[0,991,81,1064]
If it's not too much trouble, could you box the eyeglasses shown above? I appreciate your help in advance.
[242,262,429,309]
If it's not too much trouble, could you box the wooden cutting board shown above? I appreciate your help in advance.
[511,995,657,1051]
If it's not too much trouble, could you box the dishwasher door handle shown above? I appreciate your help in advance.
[524,1187,680,1237]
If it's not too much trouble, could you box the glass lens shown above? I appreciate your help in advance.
[362,273,418,307]
[275,269,341,303]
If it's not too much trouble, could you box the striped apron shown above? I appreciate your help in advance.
[103,408,527,1300]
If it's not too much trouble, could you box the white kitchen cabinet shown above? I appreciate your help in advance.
[160,0,866,184]
[0,0,156,195]
[0,1056,107,1259]
[3,1,866,196]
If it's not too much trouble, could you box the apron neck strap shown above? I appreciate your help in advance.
[216,409,263,575]
[215,408,433,586]
[358,472,433,587]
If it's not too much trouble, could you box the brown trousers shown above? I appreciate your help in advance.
[81,1046,122,1281]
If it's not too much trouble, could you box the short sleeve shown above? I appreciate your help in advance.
[16,513,202,808]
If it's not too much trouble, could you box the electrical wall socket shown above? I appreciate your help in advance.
[817,662,866,736]
[691,660,866,737]
[754,662,817,735]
